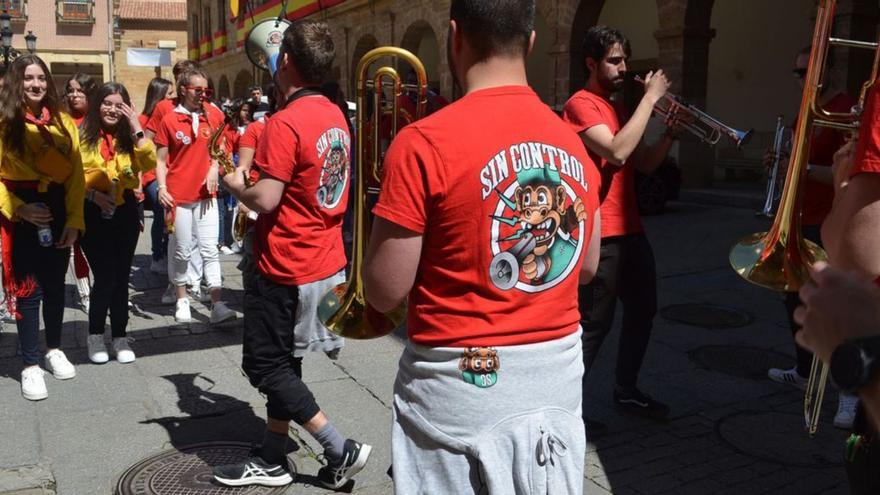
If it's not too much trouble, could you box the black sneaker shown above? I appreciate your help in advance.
[613,387,670,419]
[317,439,373,490]
[213,453,293,487]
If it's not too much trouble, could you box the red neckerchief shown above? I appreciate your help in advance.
[99,128,115,162]
[24,107,51,126]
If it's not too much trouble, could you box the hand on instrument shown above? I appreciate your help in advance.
[522,253,539,281]
[643,70,671,103]
[222,166,247,196]
[794,262,880,363]
[158,187,175,210]
[15,203,53,226]
[205,162,220,195]
[90,189,117,216]
[56,227,78,249]
[832,138,857,193]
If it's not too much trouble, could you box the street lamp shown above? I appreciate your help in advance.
[0,11,37,68]
[25,30,35,53]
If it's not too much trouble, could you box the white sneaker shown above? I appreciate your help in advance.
[87,334,109,364]
[175,298,192,324]
[188,286,211,303]
[21,366,47,401]
[834,392,859,430]
[767,367,807,391]
[219,245,234,255]
[161,284,176,305]
[150,258,167,274]
[112,338,136,364]
[230,243,242,254]
[210,301,236,324]
[44,349,76,380]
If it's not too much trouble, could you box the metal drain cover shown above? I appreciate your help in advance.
[717,410,845,468]
[690,345,795,379]
[660,303,752,329]
[115,441,289,495]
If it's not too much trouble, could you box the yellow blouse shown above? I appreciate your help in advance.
[81,136,157,204]
[0,112,85,231]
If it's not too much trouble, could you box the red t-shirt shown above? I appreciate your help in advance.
[153,106,225,205]
[239,120,266,150]
[374,85,601,347]
[799,92,856,226]
[146,99,224,134]
[562,89,641,238]
[854,82,880,177]
[252,95,350,286]
[139,114,157,185]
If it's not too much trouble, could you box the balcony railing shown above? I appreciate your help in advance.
[56,0,94,24]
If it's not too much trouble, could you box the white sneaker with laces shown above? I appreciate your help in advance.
[112,338,136,364]
[175,298,192,324]
[44,349,76,380]
[21,366,47,401]
[161,284,176,305]
[834,392,859,430]
[219,245,235,255]
[767,367,807,391]
[87,334,109,364]
[210,301,236,324]
[150,258,167,274]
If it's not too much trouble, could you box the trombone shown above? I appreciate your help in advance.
[729,0,880,435]
[635,75,753,148]
[315,46,428,339]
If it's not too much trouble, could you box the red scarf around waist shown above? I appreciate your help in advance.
[0,180,41,318]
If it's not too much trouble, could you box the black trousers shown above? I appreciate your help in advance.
[783,224,823,377]
[242,270,317,424]
[79,194,140,338]
[578,232,658,401]
[11,184,71,365]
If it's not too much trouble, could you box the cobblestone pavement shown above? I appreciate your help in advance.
[0,203,851,494]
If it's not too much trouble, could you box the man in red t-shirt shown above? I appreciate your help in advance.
[217,20,370,490]
[764,46,858,429]
[562,26,680,428]
[365,1,601,492]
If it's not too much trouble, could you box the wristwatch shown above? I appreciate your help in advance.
[831,335,880,393]
[132,130,145,140]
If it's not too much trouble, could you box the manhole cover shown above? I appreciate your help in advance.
[660,303,752,329]
[716,410,845,468]
[115,441,289,494]
[689,345,795,379]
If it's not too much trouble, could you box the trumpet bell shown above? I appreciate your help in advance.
[734,128,753,148]
[317,282,406,339]
[730,231,827,292]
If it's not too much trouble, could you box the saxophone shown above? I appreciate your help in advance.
[209,109,254,243]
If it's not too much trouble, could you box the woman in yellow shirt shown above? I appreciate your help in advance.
[78,82,156,365]
[0,55,85,401]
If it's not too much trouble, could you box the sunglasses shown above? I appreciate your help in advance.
[184,85,214,98]
[792,68,808,79]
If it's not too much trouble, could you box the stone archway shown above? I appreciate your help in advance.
[232,69,252,99]
[218,75,230,100]
[568,0,607,95]
[400,20,442,91]
[350,33,379,95]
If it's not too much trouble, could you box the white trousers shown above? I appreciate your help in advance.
[169,199,221,290]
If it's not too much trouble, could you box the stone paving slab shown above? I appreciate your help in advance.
[0,203,853,494]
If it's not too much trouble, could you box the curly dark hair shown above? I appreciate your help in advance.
[582,26,632,78]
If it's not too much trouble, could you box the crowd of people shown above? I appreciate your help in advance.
[1,0,880,493]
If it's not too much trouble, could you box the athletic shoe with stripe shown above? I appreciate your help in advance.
[767,366,808,390]
[317,439,372,490]
[213,453,293,487]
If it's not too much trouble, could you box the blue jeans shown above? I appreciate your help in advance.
[144,180,168,262]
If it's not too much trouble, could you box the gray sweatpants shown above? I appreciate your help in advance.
[392,328,586,495]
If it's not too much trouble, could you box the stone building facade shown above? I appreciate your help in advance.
[190,0,879,187]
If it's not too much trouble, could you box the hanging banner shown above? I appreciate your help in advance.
[126,48,173,67]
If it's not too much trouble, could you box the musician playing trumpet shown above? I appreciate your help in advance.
[762,46,858,429]
[562,26,689,433]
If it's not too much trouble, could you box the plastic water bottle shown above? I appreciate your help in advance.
[35,203,52,247]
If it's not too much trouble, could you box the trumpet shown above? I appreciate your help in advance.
[758,115,788,218]
[729,0,880,436]
[635,75,753,148]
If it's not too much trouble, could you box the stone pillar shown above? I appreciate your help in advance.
[655,24,716,188]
